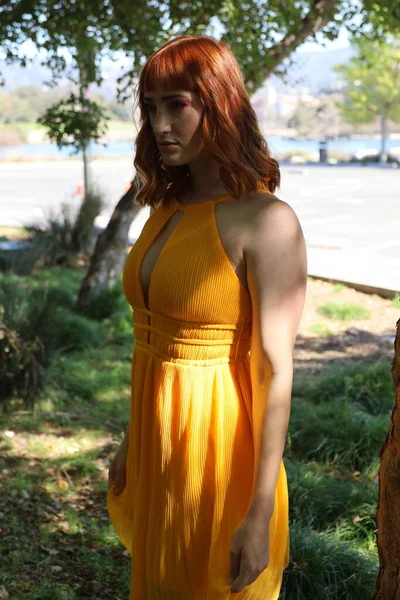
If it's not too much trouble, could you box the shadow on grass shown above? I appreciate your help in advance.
[294,329,394,376]
[1,341,133,438]
[0,266,390,599]
[0,447,130,600]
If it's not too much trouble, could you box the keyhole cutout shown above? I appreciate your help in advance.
[139,209,185,312]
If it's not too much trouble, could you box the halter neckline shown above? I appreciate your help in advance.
[171,182,270,211]
[172,193,231,210]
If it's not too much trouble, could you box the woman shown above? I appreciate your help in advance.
[107,34,307,599]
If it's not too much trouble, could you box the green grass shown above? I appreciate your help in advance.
[307,323,334,336]
[317,301,371,321]
[285,458,378,544]
[392,293,400,308]
[288,397,389,471]
[279,521,377,600]
[333,283,347,293]
[292,361,393,416]
[0,265,391,599]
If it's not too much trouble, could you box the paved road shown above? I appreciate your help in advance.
[1,160,399,292]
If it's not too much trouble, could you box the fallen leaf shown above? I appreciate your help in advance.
[51,565,63,572]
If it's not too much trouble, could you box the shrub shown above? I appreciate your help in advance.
[105,307,134,345]
[0,275,108,408]
[0,277,64,407]
[76,280,125,321]
[22,202,78,271]
[43,284,76,310]
[52,309,108,352]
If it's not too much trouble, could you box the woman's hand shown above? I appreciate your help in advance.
[108,433,129,496]
[227,511,271,593]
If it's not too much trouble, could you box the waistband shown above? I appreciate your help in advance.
[132,307,252,365]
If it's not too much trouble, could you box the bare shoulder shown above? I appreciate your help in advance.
[241,190,302,252]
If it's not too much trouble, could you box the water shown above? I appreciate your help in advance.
[0,136,399,160]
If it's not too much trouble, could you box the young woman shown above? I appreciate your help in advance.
[107,35,307,600]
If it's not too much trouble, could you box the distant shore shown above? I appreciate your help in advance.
[1,123,400,164]
[1,120,400,146]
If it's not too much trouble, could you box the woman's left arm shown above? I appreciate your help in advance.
[244,197,308,519]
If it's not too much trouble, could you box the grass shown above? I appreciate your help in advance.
[0,266,392,599]
[333,283,347,293]
[317,301,371,321]
[307,323,334,336]
[0,226,33,240]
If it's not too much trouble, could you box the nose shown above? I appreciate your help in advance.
[152,108,172,136]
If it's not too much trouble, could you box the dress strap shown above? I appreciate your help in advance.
[171,181,270,212]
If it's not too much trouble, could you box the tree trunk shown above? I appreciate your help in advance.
[82,139,92,196]
[75,178,142,309]
[372,316,400,599]
[380,114,388,163]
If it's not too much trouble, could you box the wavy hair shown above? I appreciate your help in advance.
[133,35,280,208]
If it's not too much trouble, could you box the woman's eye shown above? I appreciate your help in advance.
[145,101,187,114]
[170,101,187,109]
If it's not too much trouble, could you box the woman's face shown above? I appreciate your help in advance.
[143,86,205,166]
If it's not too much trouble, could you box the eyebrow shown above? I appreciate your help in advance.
[143,94,189,102]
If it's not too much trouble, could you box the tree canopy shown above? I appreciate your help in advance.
[1,0,400,96]
[335,36,400,126]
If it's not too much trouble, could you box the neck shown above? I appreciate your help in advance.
[187,151,225,198]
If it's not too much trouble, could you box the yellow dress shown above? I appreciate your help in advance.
[107,192,290,600]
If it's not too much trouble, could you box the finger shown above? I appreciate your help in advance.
[108,469,116,489]
[228,548,241,585]
[231,556,251,593]
[115,476,126,495]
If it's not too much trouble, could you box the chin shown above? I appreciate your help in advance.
[163,156,187,167]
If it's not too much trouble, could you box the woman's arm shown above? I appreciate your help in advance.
[244,196,307,518]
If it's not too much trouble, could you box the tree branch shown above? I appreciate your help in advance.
[261,0,340,79]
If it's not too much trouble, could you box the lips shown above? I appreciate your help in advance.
[158,142,179,152]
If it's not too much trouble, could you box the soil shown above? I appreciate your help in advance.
[294,278,399,376]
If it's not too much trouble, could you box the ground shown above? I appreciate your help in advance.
[0,259,398,599]
[295,278,398,376]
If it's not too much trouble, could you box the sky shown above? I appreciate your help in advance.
[13,18,351,71]
[298,26,350,53]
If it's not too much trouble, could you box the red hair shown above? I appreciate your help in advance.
[133,35,280,208]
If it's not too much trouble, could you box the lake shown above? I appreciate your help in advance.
[1,135,399,160]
